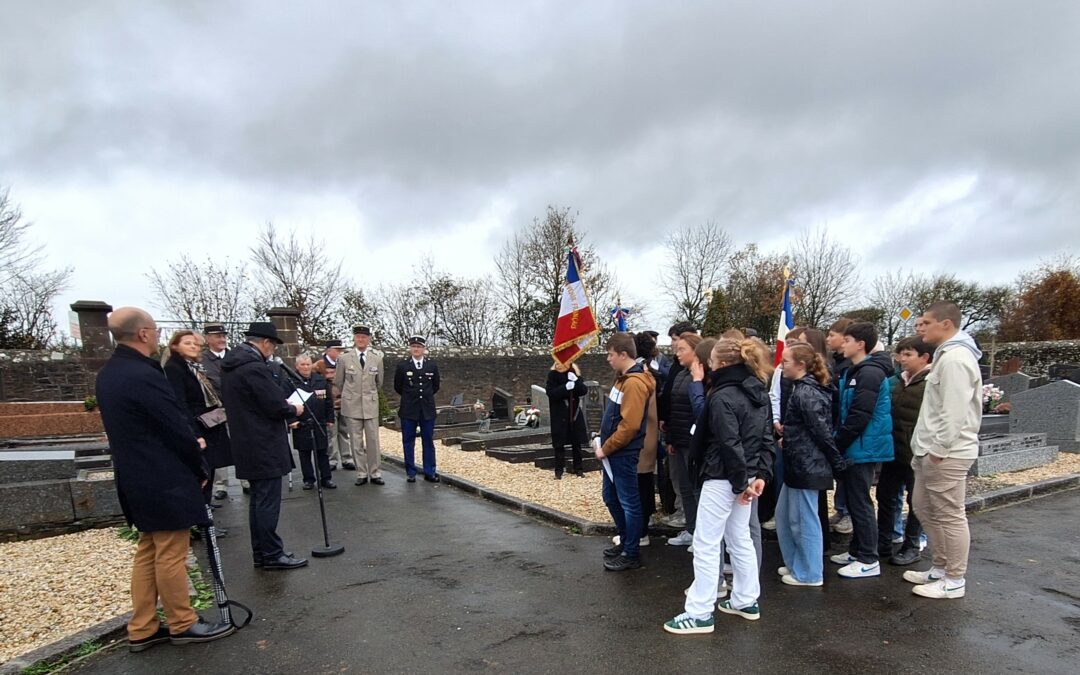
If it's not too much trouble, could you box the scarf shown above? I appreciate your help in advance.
[188,360,222,408]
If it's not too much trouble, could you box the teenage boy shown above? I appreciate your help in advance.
[831,322,895,579]
[595,333,656,572]
[825,317,855,534]
[878,336,931,566]
[905,302,982,599]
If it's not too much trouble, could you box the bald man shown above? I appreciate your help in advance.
[96,307,234,651]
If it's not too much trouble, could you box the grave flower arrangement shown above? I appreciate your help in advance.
[982,384,1005,414]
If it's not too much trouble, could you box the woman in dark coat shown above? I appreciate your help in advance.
[546,360,588,479]
[162,330,233,505]
[288,354,336,489]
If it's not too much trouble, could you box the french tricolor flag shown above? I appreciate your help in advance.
[552,247,600,367]
[774,277,795,367]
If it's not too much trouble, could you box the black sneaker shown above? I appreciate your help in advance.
[604,554,642,572]
[129,625,170,653]
[302,481,315,490]
[423,473,440,483]
[890,547,922,566]
[603,544,623,559]
[169,618,236,645]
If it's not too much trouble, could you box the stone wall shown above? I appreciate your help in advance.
[0,351,93,403]
[986,340,1080,376]
[362,346,613,410]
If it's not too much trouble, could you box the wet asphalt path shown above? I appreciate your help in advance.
[70,470,1080,674]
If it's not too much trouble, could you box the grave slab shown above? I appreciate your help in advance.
[1009,380,1080,452]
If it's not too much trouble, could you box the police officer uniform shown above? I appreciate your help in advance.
[393,336,440,482]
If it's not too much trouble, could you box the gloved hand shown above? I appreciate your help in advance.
[567,372,577,382]
[566,381,575,391]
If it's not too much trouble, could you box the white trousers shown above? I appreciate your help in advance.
[685,479,760,618]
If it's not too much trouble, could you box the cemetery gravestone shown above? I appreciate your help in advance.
[1048,363,1080,382]
[530,384,551,426]
[491,387,514,420]
[987,372,1033,402]
[1009,380,1080,452]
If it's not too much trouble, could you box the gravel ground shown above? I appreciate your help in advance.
[0,528,135,664]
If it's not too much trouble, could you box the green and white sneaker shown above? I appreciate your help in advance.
[912,578,966,599]
[717,599,761,621]
[903,568,944,585]
[663,612,715,635]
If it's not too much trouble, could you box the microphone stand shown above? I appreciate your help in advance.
[281,364,345,559]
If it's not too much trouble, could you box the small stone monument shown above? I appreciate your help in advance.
[987,372,1033,402]
[1009,380,1080,453]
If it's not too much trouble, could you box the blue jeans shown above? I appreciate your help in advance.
[775,486,823,583]
[401,417,437,478]
[601,449,642,559]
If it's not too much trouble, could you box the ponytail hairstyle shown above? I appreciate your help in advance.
[786,343,831,386]
[711,338,774,384]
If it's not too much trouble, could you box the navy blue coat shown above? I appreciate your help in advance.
[221,343,297,480]
[96,345,209,532]
[286,372,335,452]
[394,358,440,421]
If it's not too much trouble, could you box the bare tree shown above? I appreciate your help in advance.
[661,221,733,325]
[334,286,384,343]
[0,187,72,349]
[374,283,427,347]
[440,277,499,347]
[493,231,533,344]
[249,222,348,345]
[147,255,255,328]
[909,273,1010,332]
[868,268,917,343]
[788,227,860,328]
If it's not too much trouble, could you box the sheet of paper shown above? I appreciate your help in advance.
[287,389,313,407]
[601,457,613,480]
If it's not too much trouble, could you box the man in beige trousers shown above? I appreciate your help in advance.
[905,301,982,600]
[334,325,385,486]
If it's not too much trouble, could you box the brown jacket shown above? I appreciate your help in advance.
[600,365,656,458]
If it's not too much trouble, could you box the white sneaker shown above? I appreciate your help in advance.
[668,530,694,546]
[838,560,881,578]
[762,518,777,531]
[639,535,650,547]
[912,578,966,599]
[903,568,945,585]
[782,574,824,587]
[778,566,790,576]
[833,515,853,534]
[829,553,857,565]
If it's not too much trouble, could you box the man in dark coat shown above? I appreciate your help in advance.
[202,322,231,500]
[393,335,440,482]
[221,322,308,570]
[96,307,234,651]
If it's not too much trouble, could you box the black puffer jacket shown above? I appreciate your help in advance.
[221,343,297,480]
[666,368,701,451]
[688,363,774,494]
[781,377,846,490]
[890,369,929,464]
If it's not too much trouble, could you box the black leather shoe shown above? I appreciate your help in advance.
[575,471,585,478]
[370,477,385,485]
[129,625,170,653]
[604,554,642,572]
[890,547,922,566]
[254,550,293,568]
[209,503,222,509]
[342,462,357,471]
[423,473,440,483]
[603,544,623,559]
[169,618,236,645]
[407,476,417,483]
[329,462,338,471]
[213,489,228,500]
[354,477,369,486]
[261,554,308,570]
[302,481,314,490]
[554,473,563,480]
[321,480,337,489]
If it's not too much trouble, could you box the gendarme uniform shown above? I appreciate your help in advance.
[393,336,440,482]
[334,326,385,485]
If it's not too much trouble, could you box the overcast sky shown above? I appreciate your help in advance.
[2,1,1079,335]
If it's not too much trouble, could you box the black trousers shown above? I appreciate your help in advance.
[248,477,285,563]
[638,473,656,537]
[297,444,333,484]
[842,463,880,563]
[553,443,583,475]
[818,487,832,554]
[658,455,677,514]
[876,459,922,556]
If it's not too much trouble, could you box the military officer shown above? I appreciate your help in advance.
[333,326,385,486]
[202,322,231,501]
[315,338,352,470]
[393,336,440,483]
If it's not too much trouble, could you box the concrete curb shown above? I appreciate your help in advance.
[0,614,127,674]
[965,474,1080,513]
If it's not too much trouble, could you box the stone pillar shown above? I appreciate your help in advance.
[70,301,114,366]
[267,307,301,366]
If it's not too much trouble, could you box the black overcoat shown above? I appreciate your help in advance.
[220,343,297,480]
[95,345,209,532]
[545,369,589,447]
[394,358,440,421]
[163,354,234,470]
